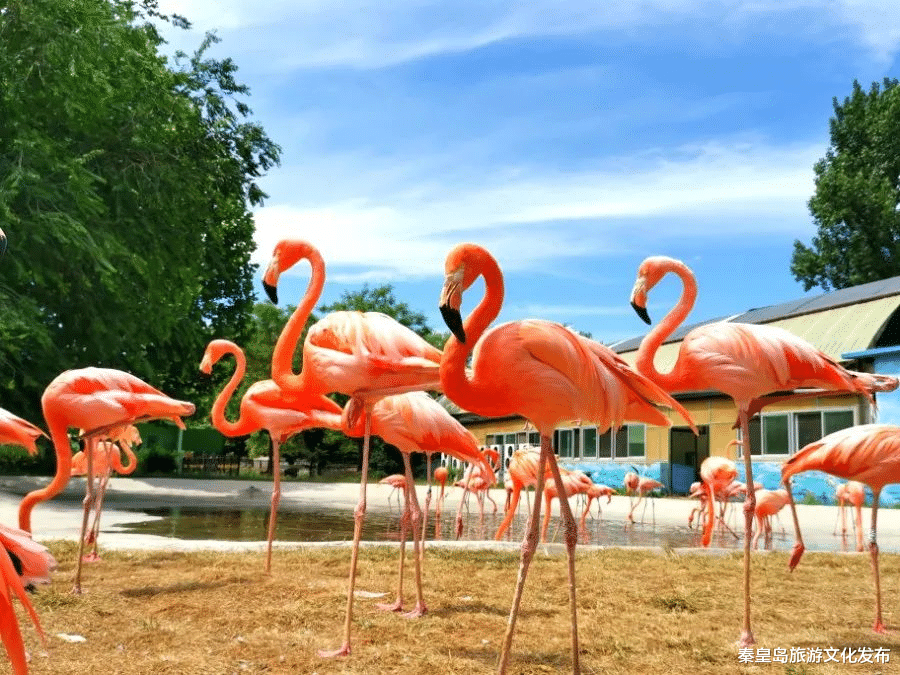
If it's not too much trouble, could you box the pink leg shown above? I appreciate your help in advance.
[402,455,427,618]
[870,490,886,634]
[74,438,96,594]
[737,410,756,648]
[318,407,372,658]
[497,441,548,675]
[264,438,282,575]
[83,475,108,562]
[419,454,432,566]
[377,483,408,613]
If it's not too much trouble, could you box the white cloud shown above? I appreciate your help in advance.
[252,139,822,278]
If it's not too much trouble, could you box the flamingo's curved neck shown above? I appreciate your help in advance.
[19,418,72,532]
[440,251,504,412]
[210,345,254,437]
[113,441,138,475]
[636,259,697,391]
[271,250,326,392]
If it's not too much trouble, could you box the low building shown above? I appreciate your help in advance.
[439,274,900,495]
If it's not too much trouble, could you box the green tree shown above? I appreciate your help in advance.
[792,78,900,291]
[0,0,279,425]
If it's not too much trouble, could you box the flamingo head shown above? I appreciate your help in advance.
[262,239,318,304]
[440,243,496,343]
[199,339,238,375]
[341,396,367,436]
[630,256,680,324]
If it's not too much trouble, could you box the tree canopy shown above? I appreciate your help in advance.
[792,78,900,292]
[0,0,280,423]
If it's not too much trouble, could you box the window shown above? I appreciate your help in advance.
[568,425,645,459]
[744,408,856,456]
[557,429,573,458]
[582,427,598,458]
[528,431,540,446]
[598,429,612,458]
[628,425,645,457]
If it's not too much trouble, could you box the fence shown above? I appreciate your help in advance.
[180,453,241,476]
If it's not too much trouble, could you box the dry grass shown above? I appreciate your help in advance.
[16,542,900,674]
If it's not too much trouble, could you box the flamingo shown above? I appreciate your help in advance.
[580,482,614,528]
[698,455,739,547]
[439,243,696,674]
[629,255,898,647]
[0,407,53,675]
[433,465,449,518]
[200,339,343,574]
[540,469,593,543]
[261,239,443,658]
[379,474,408,511]
[782,424,900,633]
[343,392,494,618]
[751,488,790,550]
[19,367,194,594]
[626,474,663,525]
[71,426,140,562]
[834,480,865,552]
[495,447,550,540]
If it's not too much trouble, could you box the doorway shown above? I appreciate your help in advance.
[669,425,709,494]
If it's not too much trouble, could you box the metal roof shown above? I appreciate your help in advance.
[615,277,900,370]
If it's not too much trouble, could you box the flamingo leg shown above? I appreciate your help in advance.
[495,482,522,540]
[869,489,885,634]
[264,437,282,575]
[497,440,548,675]
[74,437,96,594]
[854,502,864,553]
[85,474,109,562]
[544,448,581,675]
[402,454,427,618]
[420,453,432,566]
[455,481,471,540]
[377,486,408,613]
[318,408,372,658]
[738,409,756,648]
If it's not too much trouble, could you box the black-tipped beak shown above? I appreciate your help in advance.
[263,281,278,304]
[440,304,466,343]
[631,301,651,325]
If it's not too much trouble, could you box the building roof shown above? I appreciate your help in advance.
[612,274,900,369]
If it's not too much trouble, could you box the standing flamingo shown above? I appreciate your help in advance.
[200,339,343,574]
[580,483,614,528]
[626,474,663,525]
[629,255,898,647]
[782,424,900,633]
[0,408,53,675]
[495,447,550,540]
[751,488,790,550]
[439,243,695,674]
[343,392,493,618]
[19,367,195,594]
[834,480,866,552]
[71,426,140,562]
[379,474,408,511]
[261,239,443,658]
[433,465,450,520]
[698,455,739,547]
[540,469,593,542]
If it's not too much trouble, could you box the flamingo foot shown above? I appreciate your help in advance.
[455,515,463,540]
[737,630,755,649]
[402,603,427,619]
[71,584,83,596]
[873,620,887,634]
[81,552,102,563]
[375,598,403,612]
[788,542,805,571]
[317,643,351,658]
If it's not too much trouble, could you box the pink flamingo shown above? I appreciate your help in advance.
[200,339,342,574]
[495,447,550,540]
[834,480,865,552]
[782,424,900,633]
[343,393,493,618]
[541,469,593,542]
[433,465,450,518]
[379,474,408,511]
[261,239,443,658]
[622,471,640,519]
[698,455,738,547]
[627,475,664,525]
[630,255,898,647]
[70,426,140,562]
[751,488,790,550]
[19,367,194,594]
[580,483,614,528]
[0,408,53,675]
[439,243,695,674]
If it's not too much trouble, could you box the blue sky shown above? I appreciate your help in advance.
[157,0,900,345]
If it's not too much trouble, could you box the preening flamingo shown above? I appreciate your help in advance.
[0,408,52,675]
[343,392,493,618]
[261,239,443,658]
[630,255,898,647]
[835,480,865,552]
[439,243,695,674]
[200,339,342,574]
[71,426,140,562]
[626,474,663,525]
[19,367,195,594]
[782,424,900,633]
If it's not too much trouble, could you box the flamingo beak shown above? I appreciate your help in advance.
[630,277,651,324]
[262,254,281,304]
[440,269,466,343]
[440,304,466,344]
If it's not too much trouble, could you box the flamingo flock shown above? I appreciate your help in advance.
[2,233,900,675]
